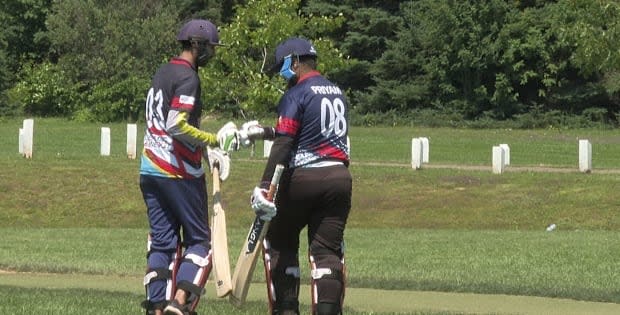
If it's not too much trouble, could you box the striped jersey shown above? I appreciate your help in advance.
[276,71,350,168]
[140,58,207,179]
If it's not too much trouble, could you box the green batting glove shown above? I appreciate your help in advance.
[216,121,240,152]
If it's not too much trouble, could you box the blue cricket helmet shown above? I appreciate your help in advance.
[269,37,317,73]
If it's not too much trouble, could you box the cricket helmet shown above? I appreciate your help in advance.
[177,19,223,46]
[269,37,317,75]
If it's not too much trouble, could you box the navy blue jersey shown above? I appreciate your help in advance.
[275,71,350,168]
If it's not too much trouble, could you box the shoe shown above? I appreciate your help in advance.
[163,300,187,315]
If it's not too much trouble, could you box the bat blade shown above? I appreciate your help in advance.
[211,167,233,298]
[230,164,285,307]
[229,216,270,306]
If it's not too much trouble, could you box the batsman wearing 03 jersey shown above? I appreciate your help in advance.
[245,37,352,315]
[139,19,241,315]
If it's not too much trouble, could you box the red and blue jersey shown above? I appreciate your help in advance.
[276,71,350,168]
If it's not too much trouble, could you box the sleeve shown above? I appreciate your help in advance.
[259,135,294,188]
[165,74,218,147]
[258,94,300,187]
[274,93,302,137]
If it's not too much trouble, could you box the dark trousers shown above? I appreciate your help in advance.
[266,164,352,312]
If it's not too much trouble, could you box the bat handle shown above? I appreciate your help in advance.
[267,164,285,201]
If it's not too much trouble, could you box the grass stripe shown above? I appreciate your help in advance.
[2,272,620,315]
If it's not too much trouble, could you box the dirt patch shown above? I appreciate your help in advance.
[0,269,17,274]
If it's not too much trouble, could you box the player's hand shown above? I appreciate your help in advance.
[238,120,265,147]
[203,147,230,181]
[250,186,276,221]
[216,122,240,152]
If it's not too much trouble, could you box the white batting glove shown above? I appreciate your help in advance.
[216,121,240,152]
[203,147,230,181]
[238,120,265,147]
[250,186,277,221]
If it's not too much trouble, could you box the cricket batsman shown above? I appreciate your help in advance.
[139,19,240,315]
[243,37,352,315]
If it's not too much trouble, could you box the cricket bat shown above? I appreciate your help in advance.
[229,164,285,307]
[211,164,233,298]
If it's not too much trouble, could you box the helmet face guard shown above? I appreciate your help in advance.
[191,38,215,67]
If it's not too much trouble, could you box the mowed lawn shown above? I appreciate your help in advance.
[0,117,619,314]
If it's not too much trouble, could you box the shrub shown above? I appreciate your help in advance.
[7,61,84,117]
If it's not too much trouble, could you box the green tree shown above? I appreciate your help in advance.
[42,0,180,121]
[200,0,349,117]
[0,0,51,115]
[302,1,404,104]
[362,0,614,122]
[557,0,620,118]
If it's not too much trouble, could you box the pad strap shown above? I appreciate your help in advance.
[177,280,204,297]
[143,268,171,285]
[311,268,343,282]
[141,300,167,311]
[184,253,210,267]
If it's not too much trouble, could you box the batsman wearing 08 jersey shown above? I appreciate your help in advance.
[139,19,240,315]
[246,37,352,315]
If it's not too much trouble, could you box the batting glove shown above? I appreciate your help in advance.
[238,120,265,147]
[250,186,277,221]
[203,147,230,181]
[216,121,240,152]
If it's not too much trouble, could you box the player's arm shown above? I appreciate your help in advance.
[249,134,291,222]
[259,135,293,188]
[167,109,218,147]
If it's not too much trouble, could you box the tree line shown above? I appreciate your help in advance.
[1,0,619,128]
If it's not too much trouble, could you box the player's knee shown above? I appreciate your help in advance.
[310,244,346,286]
[311,267,344,298]
[316,301,341,315]
[309,256,345,315]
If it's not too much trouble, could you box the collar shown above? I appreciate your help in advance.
[297,70,320,83]
[170,57,196,71]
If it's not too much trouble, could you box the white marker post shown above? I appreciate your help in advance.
[492,146,505,174]
[499,143,510,166]
[101,127,111,156]
[578,139,592,173]
[263,140,273,158]
[346,136,351,157]
[126,123,137,159]
[420,137,429,163]
[22,119,34,159]
[411,138,423,170]
[18,128,24,155]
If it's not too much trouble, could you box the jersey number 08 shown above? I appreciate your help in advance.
[320,97,347,138]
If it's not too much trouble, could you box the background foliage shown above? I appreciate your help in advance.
[1,0,620,127]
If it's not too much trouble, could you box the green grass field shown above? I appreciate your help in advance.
[1,117,619,314]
